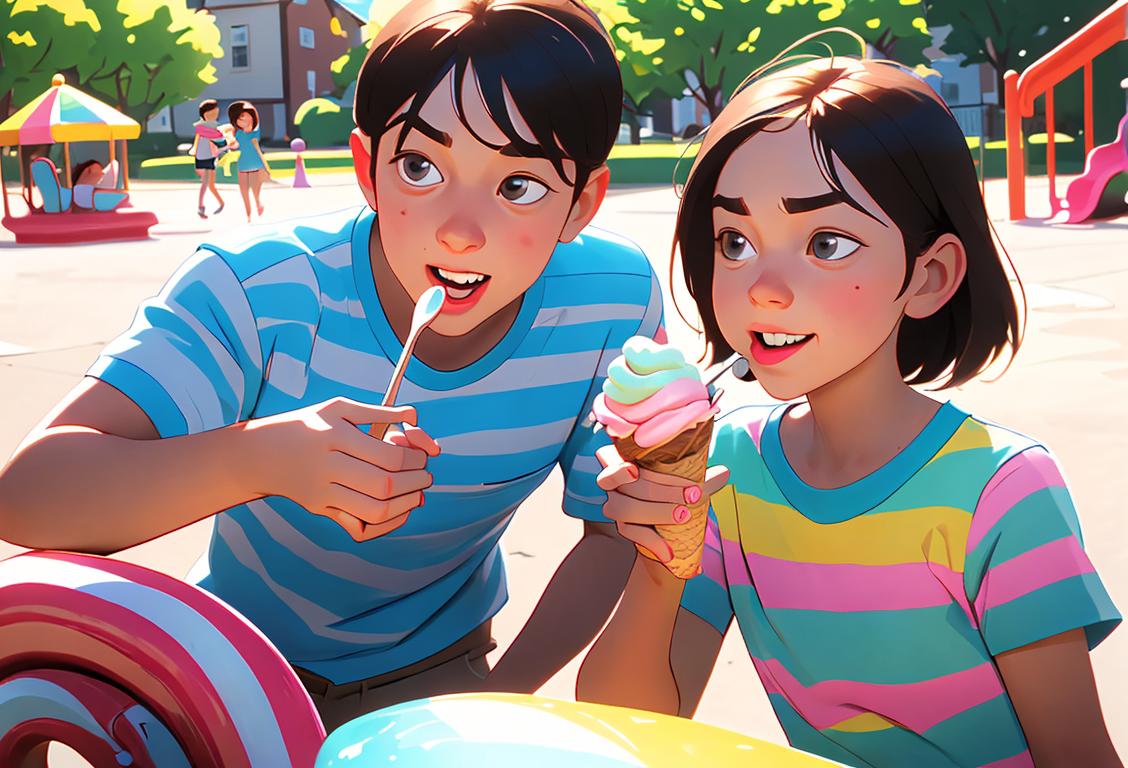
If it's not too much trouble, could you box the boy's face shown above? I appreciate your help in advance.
[369,67,593,337]
[204,107,220,122]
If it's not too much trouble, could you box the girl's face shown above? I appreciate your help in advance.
[236,112,254,131]
[710,120,915,401]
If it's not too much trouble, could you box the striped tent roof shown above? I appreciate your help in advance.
[0,74,140,147]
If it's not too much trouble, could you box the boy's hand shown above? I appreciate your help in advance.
[247,397,439,542]
[595,444,729,571]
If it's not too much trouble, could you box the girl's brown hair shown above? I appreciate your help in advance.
[228,101,260,131]
[677,56,1023,388]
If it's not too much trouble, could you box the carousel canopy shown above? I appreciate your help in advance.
[0,74,141,147]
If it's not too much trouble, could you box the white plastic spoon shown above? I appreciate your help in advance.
[369,285,445,439]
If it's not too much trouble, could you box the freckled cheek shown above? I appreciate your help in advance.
[808,280,873,327]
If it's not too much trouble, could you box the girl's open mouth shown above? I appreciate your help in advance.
[426,266,491,313]
[749,330,814,366]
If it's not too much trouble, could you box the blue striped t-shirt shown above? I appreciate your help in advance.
[88,207,662,683]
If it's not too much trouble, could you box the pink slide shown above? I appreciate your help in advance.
[1062,112,1128,223]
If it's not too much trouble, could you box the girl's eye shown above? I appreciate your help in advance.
[808,231,862,261]
[718,230,756,262]
[499,175,549,205]
[396,153,443,187]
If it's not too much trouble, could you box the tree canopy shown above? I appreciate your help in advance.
[1,0,221,123]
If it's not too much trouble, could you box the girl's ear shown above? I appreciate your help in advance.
[559,165,610,243]
[350,128,377,211]
[904,233,967,320]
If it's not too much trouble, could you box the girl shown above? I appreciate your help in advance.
[228,100,271,222]
[579,53,1122,768]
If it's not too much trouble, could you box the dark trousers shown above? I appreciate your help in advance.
[293,622,496,734]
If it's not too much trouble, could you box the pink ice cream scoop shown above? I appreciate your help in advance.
[590,337,719,448]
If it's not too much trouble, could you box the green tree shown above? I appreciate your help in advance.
[613,0,931,122]
[0,0,100,117]
[832,0,930,63]
[923,0,1113,108]
[585,0,678,143]
[74,0,222,124]
[329,43,366,101]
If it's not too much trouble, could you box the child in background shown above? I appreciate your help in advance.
[581,52,1122,768]
[228,100,270,222]
[192,99,227,219]
[71,160,127,211]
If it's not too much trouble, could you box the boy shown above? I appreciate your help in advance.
[192,98,227,218]
[0,0,666,732]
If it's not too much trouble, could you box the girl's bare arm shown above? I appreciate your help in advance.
[996,628,1122,767]
[577,555,722,714]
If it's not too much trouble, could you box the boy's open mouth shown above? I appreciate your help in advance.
[427,266,491,303]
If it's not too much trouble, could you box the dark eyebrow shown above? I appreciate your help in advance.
[392,114,452,152]
[781,191,846,213]
[781,189,889,227]
[712,194,749,215]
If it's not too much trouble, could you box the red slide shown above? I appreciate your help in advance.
[1061,112,1128,223]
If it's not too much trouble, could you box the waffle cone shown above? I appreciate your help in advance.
[614,419,713,579]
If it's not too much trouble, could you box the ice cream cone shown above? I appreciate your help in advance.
[614,419,713,579]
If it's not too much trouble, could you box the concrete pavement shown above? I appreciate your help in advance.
[1,174,1126,761]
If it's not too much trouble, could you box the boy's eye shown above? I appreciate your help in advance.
[717,230,756,261]
[396,153,443,187]
[808,231,862,261]
[498,175,549,205]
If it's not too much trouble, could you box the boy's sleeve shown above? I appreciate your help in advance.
[86,250,264,437]
[558,267,663,522]
[680,505,735,634]
[965,447,1121,656]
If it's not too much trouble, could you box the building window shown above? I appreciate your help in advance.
[299,26,315,49]
[231,25,249,69]
[941,82,960,104]
[307,70,317,98]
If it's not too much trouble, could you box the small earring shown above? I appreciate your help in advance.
[731,357,754,381]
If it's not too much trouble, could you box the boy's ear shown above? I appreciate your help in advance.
[350,128,377,210]
[559,164,610,243]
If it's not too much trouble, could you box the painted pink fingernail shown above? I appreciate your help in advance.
[684,485,702,504]
[674,505,690,523]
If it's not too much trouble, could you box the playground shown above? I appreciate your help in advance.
[0,0,1126,765]
[1,170,1127,766]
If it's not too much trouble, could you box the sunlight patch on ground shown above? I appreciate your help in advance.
[1025,283,1114,312]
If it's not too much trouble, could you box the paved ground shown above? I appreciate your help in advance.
[2,173,1127,763]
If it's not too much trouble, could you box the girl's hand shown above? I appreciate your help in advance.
[595,444,729,567]
[245,397,440,542]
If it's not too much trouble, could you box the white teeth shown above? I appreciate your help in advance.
[761,332,809,347]
[436,268,486,285]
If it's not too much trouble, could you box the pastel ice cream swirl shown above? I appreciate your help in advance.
[591,337,719,448]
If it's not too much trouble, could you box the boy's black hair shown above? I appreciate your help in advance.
[199,99,219,119]
[71,159,102,187]
[354,0,621,202]
[677,58,1023,388]
[228,101,259,131]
